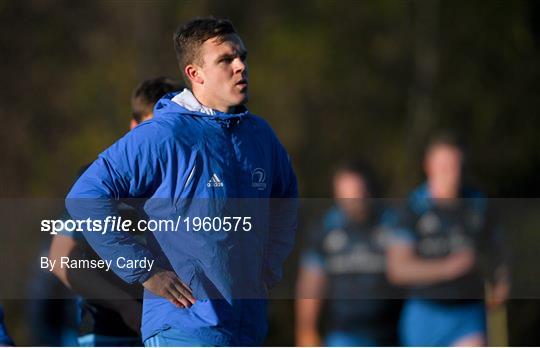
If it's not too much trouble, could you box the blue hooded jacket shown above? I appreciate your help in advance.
[66,92,298,345]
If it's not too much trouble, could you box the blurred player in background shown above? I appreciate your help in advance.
[25,257,79,346]
[296,161,402,346]
[0,306,14,346]
[50,76,182,346]
[130,77,183,128]
[386,134,509,346]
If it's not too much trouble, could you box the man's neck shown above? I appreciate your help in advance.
[192,89,234,113]
[428,182,459,200]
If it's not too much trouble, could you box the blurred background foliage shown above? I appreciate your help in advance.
[0,0,539,345]
[1,0,539,198]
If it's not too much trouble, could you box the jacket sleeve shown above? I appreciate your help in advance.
[65,123,164,284]
[264,134,298,289]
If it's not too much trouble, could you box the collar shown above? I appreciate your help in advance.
[171,88,217,116]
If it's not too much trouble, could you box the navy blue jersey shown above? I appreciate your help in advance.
[391,184,503,300]
[60,164,143,338]
[301,206,402,339]
[76,245,143,338]
[59,196,143,338]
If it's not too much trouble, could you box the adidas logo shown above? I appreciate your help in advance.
[207,173,224,188]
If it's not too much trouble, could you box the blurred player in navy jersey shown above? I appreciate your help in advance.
[50,76,182,346]
[296,161,402,346]
[386,134,509,346]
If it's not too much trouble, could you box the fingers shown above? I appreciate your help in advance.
[143,269,197,308]
[172,280,196,305]
[166,294,185,308]
[162,287,187,308]
[165,276,195,308]
[170,289,191,308]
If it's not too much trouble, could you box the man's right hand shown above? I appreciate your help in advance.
[142,268,196,308]
[443,250,476,280]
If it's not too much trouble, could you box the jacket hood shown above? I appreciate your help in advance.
[153,89,249,128]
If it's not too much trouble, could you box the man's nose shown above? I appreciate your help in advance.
[233,57,247,74]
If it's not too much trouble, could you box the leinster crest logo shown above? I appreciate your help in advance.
[251,168,267,190]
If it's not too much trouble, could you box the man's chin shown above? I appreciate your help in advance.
[234,93,249,106]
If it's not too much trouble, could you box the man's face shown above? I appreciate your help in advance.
[333,172,369,218]
[191,33,248,112]
[424,144,463,198]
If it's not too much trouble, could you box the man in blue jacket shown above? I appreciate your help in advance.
[66,17,297,347]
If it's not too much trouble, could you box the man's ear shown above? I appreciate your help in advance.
[185,64,204,85]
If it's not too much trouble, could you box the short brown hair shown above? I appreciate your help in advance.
[173,17,236,84]
[425,132,465,157]
[334,159,381,197]
[131,76,183,123]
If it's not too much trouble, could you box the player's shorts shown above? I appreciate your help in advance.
[78,334,142,347]
[144,327,217,347]
[399,299,486,346]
